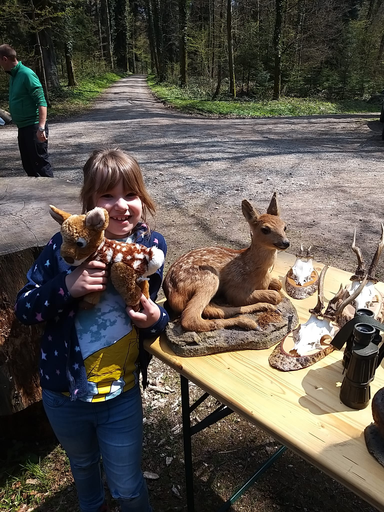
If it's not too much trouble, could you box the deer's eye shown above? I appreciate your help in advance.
[76,237,87,248]
[261,227,271,235]
[284,226,287,231]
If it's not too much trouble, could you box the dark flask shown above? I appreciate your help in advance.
[340,323,379,410]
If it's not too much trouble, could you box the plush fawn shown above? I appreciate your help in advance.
[50,205,164,310]
[163,193,290,332]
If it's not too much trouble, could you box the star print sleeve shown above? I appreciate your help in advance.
[15,233,74,325]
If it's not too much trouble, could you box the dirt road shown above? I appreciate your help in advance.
[1,75,384,278]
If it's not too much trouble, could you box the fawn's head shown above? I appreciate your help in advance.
[242,193,289,251]
[50,205,108,265]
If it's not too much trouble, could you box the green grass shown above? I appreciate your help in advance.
[148,78,382,117]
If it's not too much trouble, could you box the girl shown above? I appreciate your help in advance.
[15,149,169,512]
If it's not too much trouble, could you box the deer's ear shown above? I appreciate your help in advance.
[85,207,109,231]
[49,205,72,225]
[266,192,280,216]
[242,200,260,223]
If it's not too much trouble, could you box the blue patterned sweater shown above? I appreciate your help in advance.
[15,225,169,400]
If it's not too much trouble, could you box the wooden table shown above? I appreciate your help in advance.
[144,252,384,511]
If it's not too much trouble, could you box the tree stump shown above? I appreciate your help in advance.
[0,177,81,416]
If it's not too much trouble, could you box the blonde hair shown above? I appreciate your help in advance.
[80,149,156,225]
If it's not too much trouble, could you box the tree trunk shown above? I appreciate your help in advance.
[114,0,129,71]
[179,0,188,87]
[0,250,44,416]
[227,0,236,97]
[101,0,114,69]
[39,28,60,90]
[152,0,166,81]
[146,0,159,75]
[0,177,82,416]
[65,43,77,87]
[378,31,384,63]
[95,0,104,59]
[273,0,284,100]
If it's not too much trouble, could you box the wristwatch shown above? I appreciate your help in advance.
[38,126,45,132]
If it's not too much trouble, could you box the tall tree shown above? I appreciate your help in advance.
[227,0,236,97]
[273,0,283,100]
[114,0,129,70]
[179,0,188,86]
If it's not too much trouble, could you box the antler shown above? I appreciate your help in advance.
[350,228,366,281]
[295,244,313,260]
[323,275,368,320]
[309,265,328,316]
[367,223,384,283]
[296,244,305,258]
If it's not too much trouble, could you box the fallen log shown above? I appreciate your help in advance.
[0,177,80,415]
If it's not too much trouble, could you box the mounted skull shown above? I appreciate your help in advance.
[291,245,315,286]
[291,266,367,357]
[348,225,384,315]
[285,245,319,300]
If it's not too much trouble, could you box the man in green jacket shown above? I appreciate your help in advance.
[0,44,53,177]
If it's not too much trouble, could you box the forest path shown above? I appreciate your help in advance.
[1,74,384,274]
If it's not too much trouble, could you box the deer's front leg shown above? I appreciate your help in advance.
[111,263,143,311]
[247,289,282,305]
[269,277,282,291]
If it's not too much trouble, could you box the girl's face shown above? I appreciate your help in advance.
[95,180,143,239]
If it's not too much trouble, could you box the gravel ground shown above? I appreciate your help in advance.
[1,76,384,512]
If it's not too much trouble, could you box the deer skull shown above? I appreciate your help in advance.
[291,266,367,357]
[291,245,315,286]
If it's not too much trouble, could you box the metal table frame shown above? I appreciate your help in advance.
[181,375,287,511]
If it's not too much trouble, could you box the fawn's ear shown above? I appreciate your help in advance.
[49,205,72,225]
[266,192,280,217]
[85,207,109,231]
[242,199,260,223]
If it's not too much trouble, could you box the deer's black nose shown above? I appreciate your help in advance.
[275,240,290,250]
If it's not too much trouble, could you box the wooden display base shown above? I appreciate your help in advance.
[269,331,335,371]
[285,268,319,300]
[165,297,299,357]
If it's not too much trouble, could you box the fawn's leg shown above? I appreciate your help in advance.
[269,278,282,291]
[179,272,258,332]
[203,301,276,319]
[111,263,142,311]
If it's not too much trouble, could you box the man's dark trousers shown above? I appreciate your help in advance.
[18,124,53,177]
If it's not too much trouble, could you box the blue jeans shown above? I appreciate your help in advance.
[42,386,152,512]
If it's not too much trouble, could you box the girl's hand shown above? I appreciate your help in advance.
[126,294,160,329]
[65,260,108,298]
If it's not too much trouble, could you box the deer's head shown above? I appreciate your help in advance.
[242,193,289,251]
[50,205,108,266]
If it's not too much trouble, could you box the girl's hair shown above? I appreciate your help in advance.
[80,149,156,224]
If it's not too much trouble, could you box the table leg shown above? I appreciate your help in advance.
[217,445,287,512]
[181,375,195,512]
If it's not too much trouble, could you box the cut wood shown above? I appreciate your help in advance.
[268,331,334,371]
[285,268,319,300]
[0,177,80,415]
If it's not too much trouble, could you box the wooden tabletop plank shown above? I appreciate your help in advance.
[145,252,384,511]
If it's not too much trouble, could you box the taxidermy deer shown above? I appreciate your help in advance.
[163,193,290,332]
